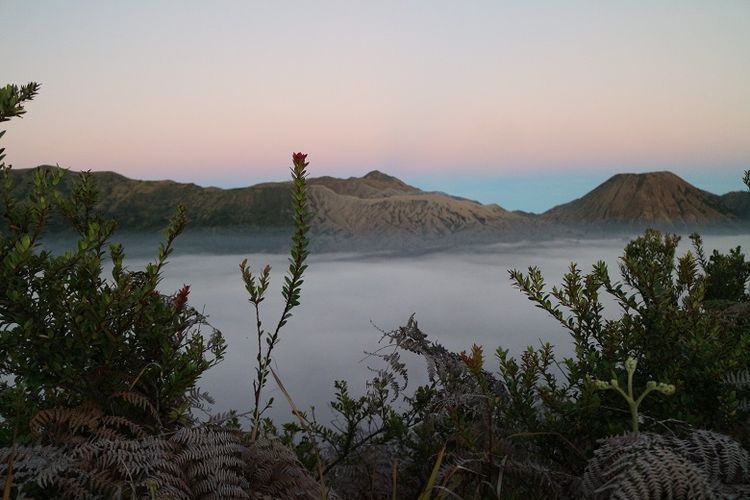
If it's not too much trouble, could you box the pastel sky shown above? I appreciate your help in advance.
[2,1,749,212]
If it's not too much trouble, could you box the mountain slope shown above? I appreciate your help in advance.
[7,167,537,249]
[721,191,750,220]
[542,171,737,227]
[308,183,531,238]
[7,167,745,251]
[8,167,295,229]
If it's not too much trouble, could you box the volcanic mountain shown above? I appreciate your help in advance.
[542,171,740,229]
[7,167,539,250]
[307,171,538,246]
[7,167,747,251]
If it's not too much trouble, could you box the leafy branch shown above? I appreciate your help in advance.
[241,152,310,442]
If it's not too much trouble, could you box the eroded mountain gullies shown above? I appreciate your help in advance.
[8,167,749,252]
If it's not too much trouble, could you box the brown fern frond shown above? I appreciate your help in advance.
[29,401,148,444]
[245,438,325,500]
[724,369,750,388]
[96,415,146,440]
[581,430,750,499]
[1,427,329,499]
[169,426,250,499]
[29,402,104,443]
[111,390,160,419]
[679,430,750,485]
[0,445,71,488]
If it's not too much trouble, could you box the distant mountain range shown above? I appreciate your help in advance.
[7,166,749,251]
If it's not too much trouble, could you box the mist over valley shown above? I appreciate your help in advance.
[25,165,750,423]
[93,232,750,424]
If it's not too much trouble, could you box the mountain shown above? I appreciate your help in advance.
[9,168,295,229]
[6,167,747,251]
[542,171,741,229]
[306,171,540,248]
[309,170,420,198]
[6,167,540,251]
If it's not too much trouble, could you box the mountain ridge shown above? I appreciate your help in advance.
[6,166,748,251]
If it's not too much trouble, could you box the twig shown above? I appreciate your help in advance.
[3,450,15,500]
[270,367,328,499]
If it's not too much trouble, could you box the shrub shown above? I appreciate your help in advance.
[1,82,319,498]
[0,83,226,445]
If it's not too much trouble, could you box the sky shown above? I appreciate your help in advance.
[2,1,749,212]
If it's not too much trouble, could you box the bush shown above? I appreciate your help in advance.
[0,84,226,445]
[0,83,320,499]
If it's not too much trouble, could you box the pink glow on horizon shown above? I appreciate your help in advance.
[1,2,748,185]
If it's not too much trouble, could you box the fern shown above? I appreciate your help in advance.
[725,369,750,413]
[0,428,325,498]
[581,430,750,499]
[29,401,147,444]
[725,370,750,389]
[245,438,327,499]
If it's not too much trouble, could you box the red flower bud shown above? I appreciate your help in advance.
[292,152,308,166]
[173,284,190,311]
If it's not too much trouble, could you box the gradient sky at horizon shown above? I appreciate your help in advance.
[2,1,749,212]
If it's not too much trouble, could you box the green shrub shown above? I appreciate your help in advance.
[0,84,226,445]
[508,229,750,446]
[691,233,750,303]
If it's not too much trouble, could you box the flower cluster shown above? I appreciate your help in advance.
[591,357,676,432]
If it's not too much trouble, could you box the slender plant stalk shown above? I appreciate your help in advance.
[418,446,446,500]
[592,357,675,433]
[244,152,310,442]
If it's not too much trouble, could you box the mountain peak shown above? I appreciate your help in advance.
[608,171,682,184]
[308,170,420,199]
[362,170,398,182]
[544,170,734,226]
[613,170,674,177]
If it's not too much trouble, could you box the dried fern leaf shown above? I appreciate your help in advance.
[582,430,750,499]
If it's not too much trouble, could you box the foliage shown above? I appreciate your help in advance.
[274,225,750,498]
[0,84,226,445]
[590,357,675,433]
[275,316,572,498]
[581,430,750,499]
[691,233,750,303]
[0,425,323,499]
[508,230,750,438]
[0,83,39,125]
[240,152,310,441]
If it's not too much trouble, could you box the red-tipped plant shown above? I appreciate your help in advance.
[242,152,310,441]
